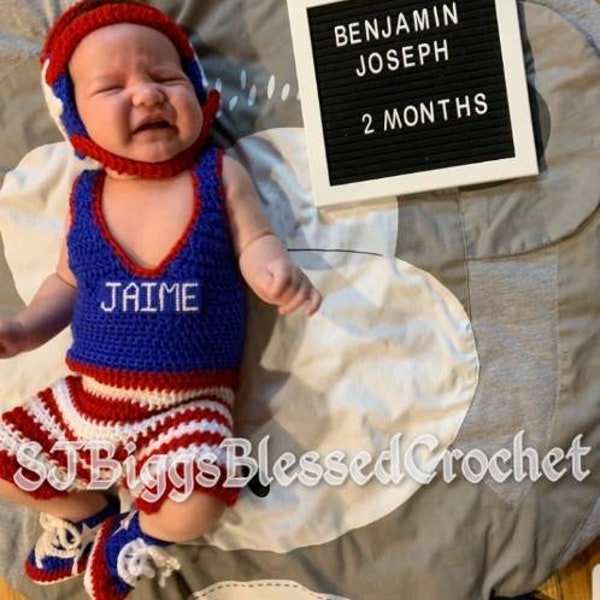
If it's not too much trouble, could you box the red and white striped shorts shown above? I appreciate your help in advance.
[0,374,239,513]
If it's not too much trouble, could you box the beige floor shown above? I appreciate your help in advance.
[0,576,26,600]
[535,536,599,600]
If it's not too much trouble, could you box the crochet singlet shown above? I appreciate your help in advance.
[66,145,247,391]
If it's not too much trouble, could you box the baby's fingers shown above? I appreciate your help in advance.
[303,287,322,316]
[278,278,322,316]
[277,281,311,315]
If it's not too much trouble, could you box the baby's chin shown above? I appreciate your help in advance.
[121,141,191,164]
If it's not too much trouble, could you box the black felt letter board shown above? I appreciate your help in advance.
[307,0,515,186]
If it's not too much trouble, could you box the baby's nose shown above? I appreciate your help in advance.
[132,81,166,106]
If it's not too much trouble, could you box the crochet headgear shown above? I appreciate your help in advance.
[41,0,219,178]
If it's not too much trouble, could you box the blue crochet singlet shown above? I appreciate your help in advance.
[66,145,247,390]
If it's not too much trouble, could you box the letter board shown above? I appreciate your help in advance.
[287,0,539,207]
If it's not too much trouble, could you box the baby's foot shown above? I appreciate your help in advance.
[84,510,180,600]
[25,495,120,585]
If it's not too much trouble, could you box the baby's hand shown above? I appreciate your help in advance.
[260,258,322,316]
[239,234,322,316]
[0,318,29,359]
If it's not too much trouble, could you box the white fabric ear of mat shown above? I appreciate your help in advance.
[206,252,479,553]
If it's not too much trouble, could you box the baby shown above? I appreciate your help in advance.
[0,1,321,599]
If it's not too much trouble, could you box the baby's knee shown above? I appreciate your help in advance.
[139,493,226,543]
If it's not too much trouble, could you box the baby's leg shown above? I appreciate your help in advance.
[0,477,108,521]
[139,493,226,542]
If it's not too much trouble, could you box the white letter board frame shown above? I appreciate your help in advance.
[287,0,539,208]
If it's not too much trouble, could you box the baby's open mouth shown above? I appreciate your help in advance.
[134,120,173,134]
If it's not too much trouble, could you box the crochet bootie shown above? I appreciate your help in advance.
[25,494,120,585]
[84,510,181,600]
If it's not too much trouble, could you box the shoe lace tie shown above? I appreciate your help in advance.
[117,537,181,588]
[34,513,96,575]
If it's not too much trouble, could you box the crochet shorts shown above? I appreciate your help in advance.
[0,375,239,513]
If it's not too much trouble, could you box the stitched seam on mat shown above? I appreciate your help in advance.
[472,249,560,509]
[552,246,594,569]
[193,581,337,598]
[546,251,560,459]
[456,190,472,319]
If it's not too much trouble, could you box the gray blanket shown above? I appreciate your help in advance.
[0,1,598,599]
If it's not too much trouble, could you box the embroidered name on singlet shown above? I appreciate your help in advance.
[100,281,201,313]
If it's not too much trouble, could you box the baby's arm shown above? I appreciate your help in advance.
[0,228,77,359]
[223,155,322,315]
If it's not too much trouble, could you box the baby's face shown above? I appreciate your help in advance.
[69,23,204,165]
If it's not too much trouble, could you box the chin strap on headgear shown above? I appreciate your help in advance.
[41,0,220,178]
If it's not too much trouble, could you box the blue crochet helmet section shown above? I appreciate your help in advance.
[53,74,87,157]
